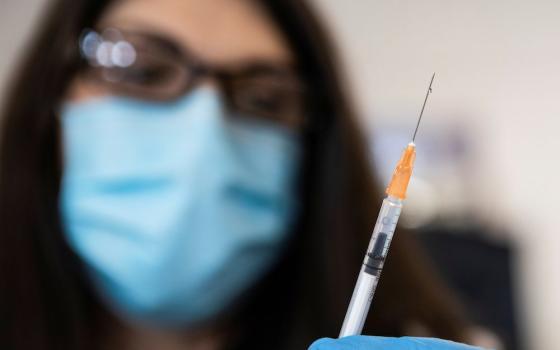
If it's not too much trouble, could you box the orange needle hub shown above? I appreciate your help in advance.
[385,143,416,200]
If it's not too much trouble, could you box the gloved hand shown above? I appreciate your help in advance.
[309,336,486,350]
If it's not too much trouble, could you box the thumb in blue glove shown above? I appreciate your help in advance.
[309,336,488,350]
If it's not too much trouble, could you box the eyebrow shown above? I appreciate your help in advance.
[124,31,186,57]
[232,61,300,77]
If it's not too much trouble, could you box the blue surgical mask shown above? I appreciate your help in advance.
[60,88,300,327]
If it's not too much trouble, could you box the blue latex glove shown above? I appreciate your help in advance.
[309,336,486,350]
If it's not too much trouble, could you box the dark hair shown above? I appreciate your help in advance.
[0,0,471,349]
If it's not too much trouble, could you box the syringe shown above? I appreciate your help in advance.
[339,73,435,338]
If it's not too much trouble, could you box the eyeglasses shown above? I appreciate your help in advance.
[78,28,308,130]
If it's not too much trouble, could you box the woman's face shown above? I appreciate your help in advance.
[60,0,303,328]
[67,0,294,101]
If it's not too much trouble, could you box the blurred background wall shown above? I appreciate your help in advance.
[309,1,560,349]
[1,0,559,349]
[0,0,46,108]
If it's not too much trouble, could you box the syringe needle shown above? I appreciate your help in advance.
[412,72,435,142]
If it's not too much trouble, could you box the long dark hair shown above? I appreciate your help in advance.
[0,0,471,349]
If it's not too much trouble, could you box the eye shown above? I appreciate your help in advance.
[230,74,306,128]
[78,29,198,101]
[82,52,191,101]
[119,60,180,87]
[238,84,291,112]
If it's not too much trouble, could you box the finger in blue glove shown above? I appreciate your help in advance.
[309,336,487,350]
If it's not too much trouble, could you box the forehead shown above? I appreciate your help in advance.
[99,0,293,65]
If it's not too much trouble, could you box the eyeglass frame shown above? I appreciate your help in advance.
[77,28,310,130]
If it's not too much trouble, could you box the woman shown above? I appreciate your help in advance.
[0,0,481,349]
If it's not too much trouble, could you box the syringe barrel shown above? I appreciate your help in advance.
[363,196,402,273]
[339,196,403,338]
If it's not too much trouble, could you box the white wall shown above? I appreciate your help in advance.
[1,0,558,349]
[0,0,47,107]
[313,1,560,349]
